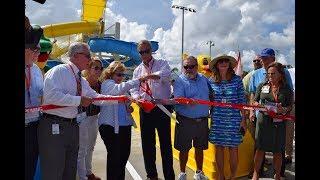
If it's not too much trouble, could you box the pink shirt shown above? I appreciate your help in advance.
[130,58,171,100]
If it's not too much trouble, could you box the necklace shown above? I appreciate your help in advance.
[271,86,279,102]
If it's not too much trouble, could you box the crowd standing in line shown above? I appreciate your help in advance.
[25,33,295,180]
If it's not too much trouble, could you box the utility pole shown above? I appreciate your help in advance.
[172,5,196,68]
[206,40,214,59]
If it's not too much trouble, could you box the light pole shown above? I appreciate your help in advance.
[206,40,214,59]
[171,5,196,68]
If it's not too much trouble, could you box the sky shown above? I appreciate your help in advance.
[26,0,295,71]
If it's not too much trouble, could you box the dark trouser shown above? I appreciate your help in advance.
[99,124,132,180]
[38,114,79,180]
[280,151,285,176]
[25,121,39,180]
[253,118,265,175]
[139,106,175,180]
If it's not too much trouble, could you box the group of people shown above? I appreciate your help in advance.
[25,23,294,180]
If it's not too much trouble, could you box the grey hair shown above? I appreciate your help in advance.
[67,42,90,59]
[137,40,151,51]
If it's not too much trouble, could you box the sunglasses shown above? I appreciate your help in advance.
[183,64,197,70]
[217,59,229,63]
[138,49,151,55]
[91,66,103,71]
[78,52,91,59]
[253,59,261,63]
[115,73,126,77]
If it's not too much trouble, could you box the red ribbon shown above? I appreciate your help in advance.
[174,97,295,121]
[25,96,129,113]
[25,96,295,121]
[135,99,156,113]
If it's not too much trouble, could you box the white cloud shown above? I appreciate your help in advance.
[276,54,288,65]
[105,8,149,42]
[26,0,80,26]
[157,0,295,68]
[269,21,295,48]
[26,0,295,70]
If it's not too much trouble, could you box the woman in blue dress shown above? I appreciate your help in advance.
[208,54,246,180]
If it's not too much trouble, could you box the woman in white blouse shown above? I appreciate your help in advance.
[98,61,155,180]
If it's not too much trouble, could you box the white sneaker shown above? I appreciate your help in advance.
[193,170,209,180]
[178,172,187,180]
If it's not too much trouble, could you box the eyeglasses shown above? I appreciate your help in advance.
[91,66,103,71]
[77,52,91,59]
[183,64,197,70]
[138,49,151,55]
[115,73,126,77]
[217,59,229,63]
[253,59,261,63]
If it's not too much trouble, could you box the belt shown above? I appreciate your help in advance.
[42,113,77,123]
[176,113,208,122]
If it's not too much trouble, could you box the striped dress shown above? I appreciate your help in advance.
[208,75,246,147]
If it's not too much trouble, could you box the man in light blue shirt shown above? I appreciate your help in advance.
[173,56,210,180]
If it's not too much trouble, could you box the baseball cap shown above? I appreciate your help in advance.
[259,48,275,57]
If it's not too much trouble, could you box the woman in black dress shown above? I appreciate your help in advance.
[252,62,293,180]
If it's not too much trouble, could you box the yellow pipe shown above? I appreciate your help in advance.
[42,21,101,38]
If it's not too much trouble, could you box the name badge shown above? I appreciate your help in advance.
[76,112,87,123]
[273,118,283,123]
[261,85,270,93]
[221,98,227,103]
[52,124,60,135]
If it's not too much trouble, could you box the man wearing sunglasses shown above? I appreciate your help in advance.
[25,25,43,180]
[38,42,117,180]
[130,40,175,180]
[173,56,211,180]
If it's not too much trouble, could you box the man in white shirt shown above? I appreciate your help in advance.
[130,40,175,180]
[25,25,43,180]
[38,42,114,180]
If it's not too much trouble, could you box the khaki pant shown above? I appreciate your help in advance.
[285,104,295,157]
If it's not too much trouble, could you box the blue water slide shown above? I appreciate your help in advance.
[88,37,159,65]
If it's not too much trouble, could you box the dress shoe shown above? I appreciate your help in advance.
[87,173,101,180]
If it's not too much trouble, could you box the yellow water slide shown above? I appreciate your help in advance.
[41,0,107,59]
[42,21,102,38]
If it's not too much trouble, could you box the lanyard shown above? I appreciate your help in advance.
[140,81,153,98]
[69,64,82,96]
[25,65,31,104]
[69,64,83,113]
[140,60,154,98]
